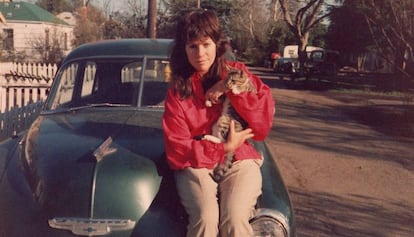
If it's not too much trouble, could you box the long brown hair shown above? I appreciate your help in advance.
[170,9,229,99]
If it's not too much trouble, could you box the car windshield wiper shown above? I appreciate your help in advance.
[68,103,131,111]
[44,103,131,114]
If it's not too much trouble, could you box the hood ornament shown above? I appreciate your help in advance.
[93,136,117,162]
[48,217,136,236]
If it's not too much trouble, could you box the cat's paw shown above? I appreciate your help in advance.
[231,88,241,94]
[205,100,213,107]
[202,134,222,144]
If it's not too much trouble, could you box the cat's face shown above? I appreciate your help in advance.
[225,69,247,89]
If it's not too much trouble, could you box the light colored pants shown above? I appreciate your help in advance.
[174,159,262,237]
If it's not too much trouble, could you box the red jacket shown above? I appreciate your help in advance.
[162,62,275,170]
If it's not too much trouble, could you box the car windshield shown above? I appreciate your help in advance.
[44,58,171,111]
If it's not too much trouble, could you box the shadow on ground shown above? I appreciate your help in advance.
[259,70,414,170]
[269,88,414,170]
[289,187,414,237]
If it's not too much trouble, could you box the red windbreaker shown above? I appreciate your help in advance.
[162,62,275,170]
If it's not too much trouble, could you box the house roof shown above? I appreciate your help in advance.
[0,1,69,25]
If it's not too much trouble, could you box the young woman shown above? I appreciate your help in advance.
[162,9,275,237]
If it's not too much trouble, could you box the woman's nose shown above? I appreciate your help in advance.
[195,46,204,55]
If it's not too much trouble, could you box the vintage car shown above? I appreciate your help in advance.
[273,57,299,74]
[304,49,340,76]
[0,39,295,237]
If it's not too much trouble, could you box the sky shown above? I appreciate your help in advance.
[90,0,132,12]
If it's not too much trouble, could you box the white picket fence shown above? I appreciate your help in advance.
[0,62,57,112]
[0,102,43,140]
[0,62,57,140]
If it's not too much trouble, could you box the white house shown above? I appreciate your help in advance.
[0,0,74,61]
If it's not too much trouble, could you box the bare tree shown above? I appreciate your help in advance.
[361,0,414,80]
[278,0,332,70]
[126,0,146,17]
[269,0,284,21]
[225,0,273,63]
[101,0,113,18]
[73,3,106,46]
[29,27,65,63]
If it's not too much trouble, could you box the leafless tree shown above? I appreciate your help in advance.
[126,0,146,17]
[269,0,285,21]
[29,27,65,63]
[361,0,413,80]
[101,0,112,18]
[278,0,332,70]
[226,0,273,62]
[73,4,106,46]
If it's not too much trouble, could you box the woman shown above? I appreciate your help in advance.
[162,9,275,237]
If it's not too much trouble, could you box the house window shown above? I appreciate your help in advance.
[2,29,14,50]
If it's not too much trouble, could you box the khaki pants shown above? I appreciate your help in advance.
[174,159,262,237]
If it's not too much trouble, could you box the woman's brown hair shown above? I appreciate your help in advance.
[170,9,229,99]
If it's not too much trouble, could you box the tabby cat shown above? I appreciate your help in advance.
[204,68,257,182]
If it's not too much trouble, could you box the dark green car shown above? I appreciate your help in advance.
[0,39,295,237]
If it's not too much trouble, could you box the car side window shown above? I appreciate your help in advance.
[121,61,142,83]
[47,63,79,109]
[81,62,97,97]
[140,59,170,106]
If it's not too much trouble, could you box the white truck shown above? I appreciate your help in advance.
[283,45,322,58]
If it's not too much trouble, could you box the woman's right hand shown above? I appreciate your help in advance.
[223,120,254,153]
[205,80,229,105]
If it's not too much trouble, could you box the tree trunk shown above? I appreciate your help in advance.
[298,32,309,76]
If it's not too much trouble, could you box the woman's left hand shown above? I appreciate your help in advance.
[223,120,254,153]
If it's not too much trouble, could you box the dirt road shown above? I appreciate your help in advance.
[265,85,414,237]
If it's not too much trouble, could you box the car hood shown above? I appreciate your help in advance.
[18,109,173,235]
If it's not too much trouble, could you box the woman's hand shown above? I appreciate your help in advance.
[205,80,228,105]
[223,120,254,153]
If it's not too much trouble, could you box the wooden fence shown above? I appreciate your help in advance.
[0,62,57,113]
[0,102,43,140]
[0,62,57,141]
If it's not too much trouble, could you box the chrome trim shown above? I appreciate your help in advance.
[93,136,117,162]
[250,208,290,237]
[48,217,136,236]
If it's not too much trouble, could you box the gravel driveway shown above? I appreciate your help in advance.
[266,86,414,237]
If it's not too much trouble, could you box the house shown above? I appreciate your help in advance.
[0,0,74,61]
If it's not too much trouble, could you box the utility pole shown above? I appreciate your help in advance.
[147,0,157,38]
[81,0,90,20]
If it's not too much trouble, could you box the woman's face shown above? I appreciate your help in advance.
[185,37,217,75]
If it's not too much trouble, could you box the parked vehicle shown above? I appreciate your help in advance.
[273,45,322,75]
[304,49,340,76]
[282,45,322,59]
[0,39,295,237]
[273,57,299,74]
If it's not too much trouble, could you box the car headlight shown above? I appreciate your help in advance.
[250,208,289,237]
